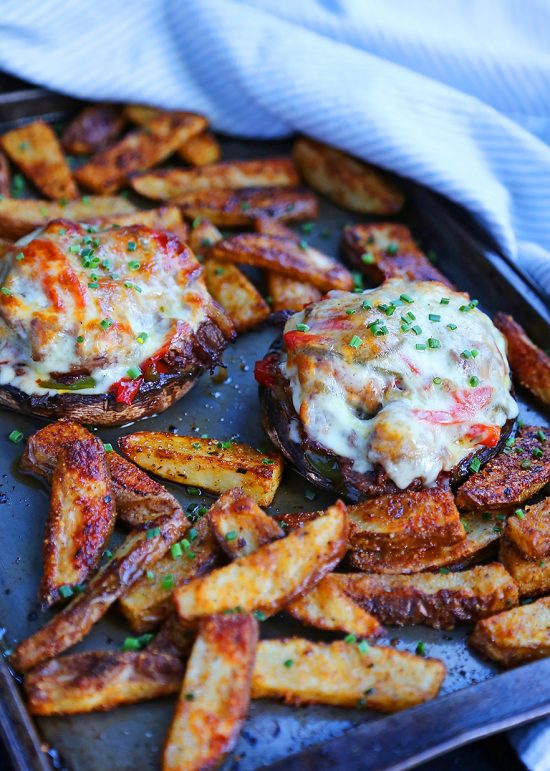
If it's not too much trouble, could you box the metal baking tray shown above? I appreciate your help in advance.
[0,87,549,771]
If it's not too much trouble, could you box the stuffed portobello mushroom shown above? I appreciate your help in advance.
[256,279,517,501]
[0,219,235,425]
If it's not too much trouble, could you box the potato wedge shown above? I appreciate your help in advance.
[348,512,500,574]
[62,104,126,155]
[210,233,353,292]
[25,651,184,716]
[293,136,404,214]
[456,425,550,512]
[174,502,348,620]
[505,497,550,559]
[178,132,221,166]
[119,517,221,632]
[341,223,453,287]
[267,272,322,312]
[11,506,187,672]
[337,563,518,630]
[91,205,188,242]
[1,120,77,200]
[42,437,116,607]
[208,488,284,558]
[469,596,550,666]
[149,613,196,658]
[499,538,550,597]
[131,157,298,199]
[494,313,550,408]
[0,149,10,197]
[175,186,318,226]
[75,112,207,194]
[252,638,445,711]
[163,614,258,771]
[119,432,284,507]
[187,219,222,255]
[123,105,169,125]
[0,196,136,239]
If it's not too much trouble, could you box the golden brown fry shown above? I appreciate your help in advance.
[0,149,10,197]
[210,232,353,292]
[119,517,220,633]
[132,157,298,199]
[469,596,550,666]
[25,651,184,716]
[91,205,188,243]
[456,426,550,512]
[252,638,445,711]
[293,136,404,214]
[499,538,550,598]
[42,437,116,607]
[337,563,518,630]
[163,614,258,771]
[11,506,187,672]
[494,313,550,408]
[204,259,270,332]
[187,219,222,254]
[0,196,136,239]
[207,488,284,558]
[174,502,348,621]
[1,121,77,200]
[341,223,453,287]
[119,432,284,507]
[75,112,207,194]
[178,131,221,166]
[62,104,126,155]
[267,272,322,312]
[123,105,169,125]
[505,497,550,559]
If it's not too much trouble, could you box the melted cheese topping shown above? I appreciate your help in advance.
[0,220,211,395]
[281,279,518,489]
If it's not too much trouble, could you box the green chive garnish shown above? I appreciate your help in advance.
[8,430,24,443]
[225,531,238,541]
[146,527,161,539]
[59,585,74,599]
[469,376,480,387]
[349,335,363,349]
[295,323,310,332]
[161,574,174,590]
[127,366,142,380]
[100,317,113,330]
[361,252,375,264]
[103,443,114,453]
[400,294,414,304]
[469,457,481,473]
[427,338,441,349]
[515,509,525,519]
[171,542,183,559]
[128,260,140,270]
[428,314,441,322]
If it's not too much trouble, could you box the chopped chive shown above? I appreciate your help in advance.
[361,252,375,264]
[471,349,479,358]
[469,457,481,473]
[146,527,161,539]
[461,350,472,359]
[385,242,398,255]
[128,260,140,270]
[406,311,416,321]
[416,343,427,350]
[171,542,183,559]
[214,267,224,275]
[438,567,451,574]
[191,217,202,229]
[59,585,74,599]
[191,442,201,449]
[186,486,201,494]
[184,692,195,701]
[127,366,142,380]
[298,239,308,251]
[240,201,251,211]
[295,323,310,332]
[301,222,314,234]
[533,447,543,459]
[161,574,174,590]
[218,440,232,449]
[432,377,442,385]
[0,287,12,296]
[225,530,238,542]
[411,325,422,336]
[121,637,141,652]
[447,323,458,330]
[283,659,294,668]
[254,610,267,621]
[8,429,24,443]
[100,317,113,330]
[146,570,155,580]
[345,308,357,315]
[76,335,84,343]
[515,509,525,519]
[536,430,547,443]
[344,634,357,644]
[361,300,372,310]
[103,549,113,560]
[427,338,441,349]
[15,252,24,261]
[349,335,362,349]
[88,281,99,289]
[103,443,114,453]
[520,459,532,469]
[400,294,414,304]
[416,641,426,656]
[357,640,370,654]
[373,325,388,336]
[428,314,441,322]
[262,458,275,465]
[440,297,450,305]
[469,376,480,387]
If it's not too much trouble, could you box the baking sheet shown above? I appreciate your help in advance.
[0,102,548,771]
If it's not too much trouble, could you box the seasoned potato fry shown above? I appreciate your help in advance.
[499,538,550,597]
[456,425,550,512]
[1,120,77,200]
[0,149,10,197]
[92,205,188,242]
[252,638,445,711]
[505,497,550,559]
[267,272,322,312]
[208,488,284,558]
[494,313,550,408]
[119,432,284,507]
[42,437,116,607]
[163,614,258,771]
[174,502,348,620]
[62,104,126,155]
[204,259,270,332]
[75,112,207,193]
[210,233,353,292]
[11,506,187,672]
[175,186,318,226]
[338,564,518,630]
[293,136,404,214]
[0,196,136,239]
[178,132,221,166]
[119,517,221,632]
[131,157,298,199]
[341,223,453,287]
[25,651,184,716]
[469,596,550,666]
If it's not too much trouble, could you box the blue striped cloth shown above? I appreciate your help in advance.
[0,2,549,764]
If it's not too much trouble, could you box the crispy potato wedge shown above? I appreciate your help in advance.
[469,596,550,666]
[123,105,169,125]
[163,614,258,771]
[0,149,10,197]
[494,313,550,408]
[1,120,77,200]
[91,205,188,242]
[11,506,187,672]
[499,538,550,597]
[42,437,116,607]
[0,196,136,239]
[293,136,404,214]
[210,233,353,292]
[338,563,518,630]
[174,502,348,620]
[119,432,284,507]
[62,104,126,155]
[208,488,284,558]
[267,272,322,312]
[505,497,550,559]
[456,425,550,512]
[252,638,445,711]
[175,186,318,226]
[347,512,500,574]
[75,112,207,194]
[178,131,221,166]
[132,157,298,199]
[25,651,184,716]
[204,259,270,332]
[341,223,453,287]
[119,517,221,632]
[187,219,222,254]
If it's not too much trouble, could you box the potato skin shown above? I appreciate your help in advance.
[494,312,550,408]
[62,104,126,155]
